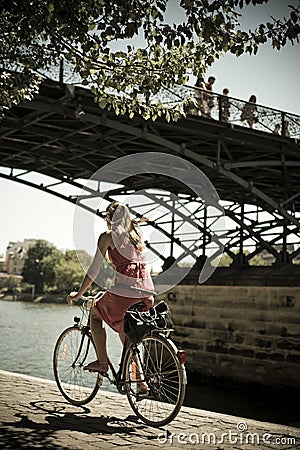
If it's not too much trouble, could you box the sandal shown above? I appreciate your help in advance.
[136,381,148,396]
[83,360,108,374]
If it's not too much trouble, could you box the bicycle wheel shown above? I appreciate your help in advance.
[53,326,100,405]
[125,333,186,427]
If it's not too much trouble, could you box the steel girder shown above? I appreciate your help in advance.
[0,79,300,266]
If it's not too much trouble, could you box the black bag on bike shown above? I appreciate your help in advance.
[124,301,173,344]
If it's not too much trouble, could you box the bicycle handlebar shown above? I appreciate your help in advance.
[79,285,156,301]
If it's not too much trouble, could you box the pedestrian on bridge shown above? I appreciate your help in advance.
[203,76,216,117]
[218,88,230,122]
[193,75,206,116]
[241,94,257,128]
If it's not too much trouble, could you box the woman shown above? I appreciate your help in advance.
[67,201,154,376]
[241,94,257,128]
[193,75,206,116]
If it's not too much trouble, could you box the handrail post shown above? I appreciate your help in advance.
[59,59,64,83]
[218,93,222,121]
[281,111,285,137]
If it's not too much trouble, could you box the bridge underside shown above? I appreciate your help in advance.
[0,80,299,275]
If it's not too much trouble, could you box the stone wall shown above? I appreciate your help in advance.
[157,285,300,389]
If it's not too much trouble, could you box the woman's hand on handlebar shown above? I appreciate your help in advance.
[67,291,81,305]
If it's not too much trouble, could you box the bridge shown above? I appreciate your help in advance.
[0,78,299,271]
[1,77,300,389]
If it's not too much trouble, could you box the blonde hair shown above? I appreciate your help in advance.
[106,201,148,250]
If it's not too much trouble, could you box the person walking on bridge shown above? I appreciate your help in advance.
[193,75,206,116]
[203,76,216,117]
[241,94,257,128]
[218,88,230,122]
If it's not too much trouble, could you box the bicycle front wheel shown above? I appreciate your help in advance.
[125,334,186,427]
[53,326,100,405]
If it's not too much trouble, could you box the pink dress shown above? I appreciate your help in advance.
[94,242,154,333]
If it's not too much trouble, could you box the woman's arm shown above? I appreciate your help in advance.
[67,232,112,304]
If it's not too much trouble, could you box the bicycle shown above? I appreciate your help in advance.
[53,288,187,427]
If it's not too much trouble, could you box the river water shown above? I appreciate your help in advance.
[0,300,123,393]
[0,300,298,427]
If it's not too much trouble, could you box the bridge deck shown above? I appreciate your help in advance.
[0,79,299,207]
[0,80,299,266]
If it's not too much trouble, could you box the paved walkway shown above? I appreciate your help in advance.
[0,370,299,450]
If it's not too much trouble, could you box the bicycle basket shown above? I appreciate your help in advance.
[124,301,173,344]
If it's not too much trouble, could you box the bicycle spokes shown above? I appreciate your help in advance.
[53,326,100,405]
[125,334,186,427]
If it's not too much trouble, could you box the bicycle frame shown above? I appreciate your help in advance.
[72,304,134,393]
[54,294,187,426]
[74,294,185,397]
[71,325,92,368]
[105,337,143,395]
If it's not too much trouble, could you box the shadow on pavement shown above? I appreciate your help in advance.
[0,400,156,449]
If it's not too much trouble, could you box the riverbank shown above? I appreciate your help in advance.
[0,370,299,450]
[0,293,66,303]
[1,299,299,429]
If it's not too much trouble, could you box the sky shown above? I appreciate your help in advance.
[1,0,300,260]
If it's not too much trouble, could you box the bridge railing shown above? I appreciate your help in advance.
[159,84,300,139]
[28,60,300,138]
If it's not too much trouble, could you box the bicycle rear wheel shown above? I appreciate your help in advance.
[53,326,100,405]
[125,333,186,427]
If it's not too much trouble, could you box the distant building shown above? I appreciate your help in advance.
[260,244,298,265]
[0,254,4,272]
[5,239,38,275]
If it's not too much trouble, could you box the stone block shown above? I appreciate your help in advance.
[227,320,256,333]
[276,338,300,352]
[220,309,271,321]
[206,344,229,354]
[287,354,300,365]
[269,352,286,362]
[254,337,273,349]
[181,339,205,351]
[193,305,221,318]
[163,284,300,388]
[255,324,288,337]
[173,326,190,338]
[229,347,255,358]
[255,351,269,360]
[285,323,300,338]
[183,319,207,328]
[206,320,228,331]
[211,330,234,343]
[235,333,246,344]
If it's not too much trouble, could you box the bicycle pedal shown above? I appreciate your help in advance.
[136,393,148,402]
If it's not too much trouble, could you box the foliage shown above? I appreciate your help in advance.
[214,249,266,266]
[21,242,114,294]
[0,275,22,293]
[1,0,299,120]
[54,256,85,292]
[21,240,59,293]
[55,249,114,292]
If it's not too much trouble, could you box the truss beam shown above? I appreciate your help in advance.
[0,79,299,268]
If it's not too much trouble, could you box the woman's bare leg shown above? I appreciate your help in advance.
[90,307,108,368]
[119,331,147,392]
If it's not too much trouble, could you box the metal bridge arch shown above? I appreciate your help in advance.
[0,168,224,268]
[1,79,300,268]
